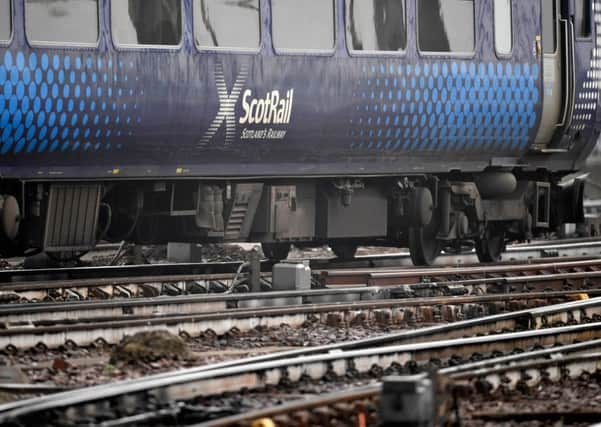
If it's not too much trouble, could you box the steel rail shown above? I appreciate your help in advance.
[352,237,601,267]
[320,257,601,286]
[0,261,260,283]
[364,269,601,291]
[111,295,601,378]
[1,322,600,424]
[0,280,596,326]
[0,297,596,415]
[0,273,243,293]
[194,346,601,427]
[451,351,601,384]
[196,386,380,427]
[193,342,601,427]
[1,238,600,286]
[2,258,601,304]
[441,339,601,377]
[2,289,601,351]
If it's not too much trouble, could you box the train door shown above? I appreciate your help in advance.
[534,0,572,149]
[566,0,596,141]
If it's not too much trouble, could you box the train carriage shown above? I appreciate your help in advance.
[0,0,598,265]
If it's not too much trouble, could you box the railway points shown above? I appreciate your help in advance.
[1,253,601,424]
[0,241,598,424]
[196,341,601,427]
[3,319,601,425]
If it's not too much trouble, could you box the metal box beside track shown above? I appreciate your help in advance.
[272,261,311,291]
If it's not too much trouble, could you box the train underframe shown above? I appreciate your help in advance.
[0,170,586,266]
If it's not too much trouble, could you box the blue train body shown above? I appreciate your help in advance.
[0,0,598,265]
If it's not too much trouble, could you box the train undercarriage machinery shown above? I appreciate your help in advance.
[0,171,586,265]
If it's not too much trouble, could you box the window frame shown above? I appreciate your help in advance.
[345,0,407,57]
[24,0,101,49]
[0,0,12,46]
[493,0,513,58]
[270,0,337,56]
[110,0,185,51]
[574,0,592,40]
[193,0,262,54]
[416,0,477,58]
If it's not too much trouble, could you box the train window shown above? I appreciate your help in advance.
[112,0,182,46]
[575,0,591,38]
[25,0,99,45]
[542,0,557,53]
[347,0,406,53]
[0,0,10,42]
[418,0,475,53]
[194,0,260,49]
[271,0,335,51]
[494,0,512,55]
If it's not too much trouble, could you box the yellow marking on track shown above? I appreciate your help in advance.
[251,419,276,427]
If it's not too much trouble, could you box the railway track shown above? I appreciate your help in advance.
[202,339,601,427]
[201,386,381,427]
[3,255,601,303]
[319,257,601,288]
[0,288,591,328]
[2,313,601,426]
[1,263,601,350]
[0,237,599,283]
[0,289,591,351]
[2,241,601,425]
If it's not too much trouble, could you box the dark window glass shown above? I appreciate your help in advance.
[25,0,99,44]
[112,0,182,46]
[0,0,10,41]
[194,0,260,49]
[272,0,334,51]
[542,0,557,53]
[418,0,475,53]
[348,0,406,52]
[575,0,591,38]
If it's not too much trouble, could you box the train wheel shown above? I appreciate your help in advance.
[331,244,357,260]
[409,221,441,267]
[261,243,290,261]
[476,226,506,263]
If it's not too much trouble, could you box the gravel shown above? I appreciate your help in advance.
[460,373,601,426]
[0,322,409,391]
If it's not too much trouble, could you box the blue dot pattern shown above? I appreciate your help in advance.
[349,61,540,152]
[0,51,142,155]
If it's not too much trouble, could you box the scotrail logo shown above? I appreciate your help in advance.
[198,62,294,148]
[239,89,294,125]
[198,62,249,147]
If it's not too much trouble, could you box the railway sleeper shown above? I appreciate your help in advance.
[8,324,601,426]
[455,354,601,396]
[174,357,601,427]
[213,343,601,427]
[0,300,589,353]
